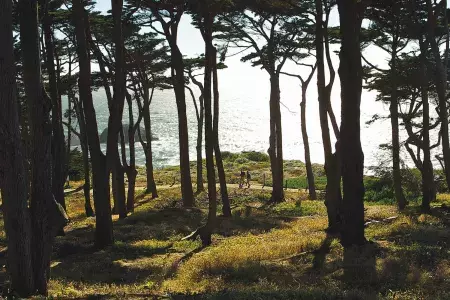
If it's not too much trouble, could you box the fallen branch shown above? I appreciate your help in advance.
[364,216,398,227]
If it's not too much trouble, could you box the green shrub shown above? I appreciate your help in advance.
[242,151,270,162]
[67,148,84,181]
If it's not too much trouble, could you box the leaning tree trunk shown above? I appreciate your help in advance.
[337,0,366,247]
[43,9,66,210]
[268,74,284,203]
[212,47,231,217]
[316,0,341,232]
[73,0,113,248]
[389,47,407,210]
[20,0,59,293]
[301,86,317,200]
[0,0,34,294]
[170,45,194,207]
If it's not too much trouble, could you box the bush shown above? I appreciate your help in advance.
[242,151,270,162]
[67,149,85,181]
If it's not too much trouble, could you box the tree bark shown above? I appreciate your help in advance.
[20,0,59,293]
[268,74,284,203]
[337,0,366,247]
[201,14,217,246]
[316,0,341,231]
[125,94,138,211]
[389,43,407,210]
[212,46,231,217]
[0,0,34,293]
[43,8,66,210]
[73,0,113,248]
[142,87,158,198]
[73,98,94,217]
[301,86,317,200]
[426,0,450,191]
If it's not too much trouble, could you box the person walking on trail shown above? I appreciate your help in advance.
[239,169,245,188]
[246,171,251,188]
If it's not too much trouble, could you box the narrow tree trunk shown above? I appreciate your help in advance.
[142,87,157,198]
[20,0,56,293]
[316,0,341,231]
[171,48,194,206]
[197,98,205,193]
[390,48,407,210]
[73,0,113,248]
[426,0,450,191]
[419,39,435,212]
[0,0,34,293]
[269,74,284,203]
[212,47,231,217]
[113,155,127,219]
[301,87,317,200]
[125,93,138,211]
[43,8,66,210]
[74,98,94,216]
[337,0,366,247]
[200,14,217,246]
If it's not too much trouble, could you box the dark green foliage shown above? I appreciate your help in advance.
[67,148,86,181]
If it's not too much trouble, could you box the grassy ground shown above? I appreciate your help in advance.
[1,185,448,299]
[1,153,449,299]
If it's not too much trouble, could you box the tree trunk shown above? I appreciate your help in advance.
[171,47,194,207]
[126,95,138,212]
[268,74,284,203]
[43,9,66,210]
[196,97,205,193]
[73,98,94,217]
[201,15,217,246]
[0,0,34,293]
[419,40,435,212]
[316,0,341,231]
[301,86,317,200]
[337,0,366,247]
[426,0,450,191]
[113,156,127,219]
[73,0,113,248]
[212,47,231,217]
[20,0,57,293]
[389,48,407,210]
[142,87,157,198]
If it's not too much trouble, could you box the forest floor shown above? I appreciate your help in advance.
[1,182,448,299]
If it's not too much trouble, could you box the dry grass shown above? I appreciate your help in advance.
[0,180,449,299]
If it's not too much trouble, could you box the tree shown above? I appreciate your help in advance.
[281,62,317,200]
[0,0,34,294]
[43,0,67,211]
[337,0,366,247]
[72,0,114,248]
[138,0,195,207]
[217,2,308,202]
[364,0,410,210]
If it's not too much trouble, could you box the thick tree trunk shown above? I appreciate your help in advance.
[337,0,366,247]
[0,0,34,294]
[73,0,113,248]
[20,0,59,293]
[171,48,194,206]
[43,10,66,210]
[389,49,407,210]
[73,98,94,217]
[268,74,284,203]
[316,0,341,231]
[142,87,157,198]
[212,47,231,217]
[301,86,317,200]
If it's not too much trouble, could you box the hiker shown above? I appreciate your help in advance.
[246,171,251,188]
[239,169,245,188]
